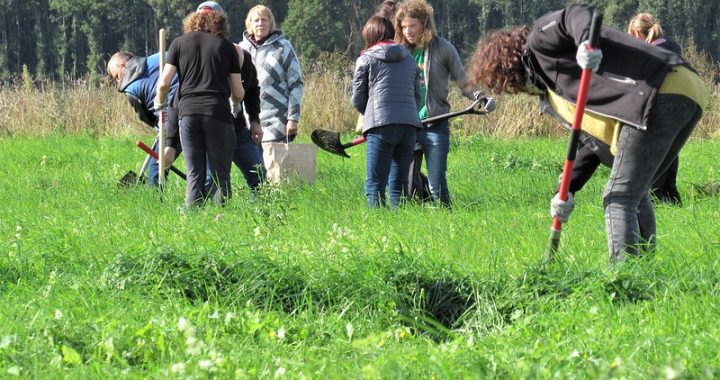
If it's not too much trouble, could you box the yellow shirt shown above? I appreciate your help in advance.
[547,65,706,155]
[659,65,707,112]
[547,90,622,154]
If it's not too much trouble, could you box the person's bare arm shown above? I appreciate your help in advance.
[155,63,177,109]
[230,73,244,104]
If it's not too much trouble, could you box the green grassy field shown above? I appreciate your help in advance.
[0,133,718,378]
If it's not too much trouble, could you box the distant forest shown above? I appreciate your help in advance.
[1,0,718,81]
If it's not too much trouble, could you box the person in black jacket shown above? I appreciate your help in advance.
[226,48,266,191]
[156,10,244,207]
[560,13,684,206]
[196,2,266,192]
[467,4,706,262]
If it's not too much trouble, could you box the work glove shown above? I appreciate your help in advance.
[231,101,243,118]
[154,97,168,111]
[550,192,575,223]
[162,147,177,170]
[481,97,496,113]
[575,41,602,72]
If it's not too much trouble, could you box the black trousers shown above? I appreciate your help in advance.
[179,114,236,207]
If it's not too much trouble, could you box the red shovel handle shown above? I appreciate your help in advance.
[547,11,603,258]
[136,140,187,180]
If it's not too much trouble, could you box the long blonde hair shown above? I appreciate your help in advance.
[627,13,663,43]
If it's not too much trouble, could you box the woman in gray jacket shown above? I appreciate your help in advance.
[352,15,422,209]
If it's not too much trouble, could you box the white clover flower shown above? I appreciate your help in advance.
[177,317,188,332]
[186,346,202,356]
[54,309,62,319]
[0,335,13,349]
[171,362,186,373]
[224,312,233,324]
[277,327,286,340]
[345,323,353,340]
[103,338,114,354]
[198,359,214,370]
[664,367,679,379]
[7,366,20,376]
[274,367,286,378]
[209,311,219,319]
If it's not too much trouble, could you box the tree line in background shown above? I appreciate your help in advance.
[0,0,718,82]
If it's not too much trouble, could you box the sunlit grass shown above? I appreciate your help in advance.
[0,134,718,378]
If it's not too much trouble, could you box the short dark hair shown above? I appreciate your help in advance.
[375,0,397,19]
[362,16,395,50]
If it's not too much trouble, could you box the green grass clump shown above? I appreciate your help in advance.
[0,134,718,378]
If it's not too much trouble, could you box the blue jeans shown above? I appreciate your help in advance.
[146,138,161,186]
[232,124,266,190]
[365,125,416,209]
[204,123,266,191]
[416,121,451,206]
[180,115,236,207]
[603,95,702,262]
[147,144,183,186]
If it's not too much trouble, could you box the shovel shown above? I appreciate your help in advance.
[135,140,187,180]
[545,11,603,261]
[118,123,162,187]
[311,97,496,158]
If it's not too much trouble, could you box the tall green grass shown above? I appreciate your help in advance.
[0,134,718,378]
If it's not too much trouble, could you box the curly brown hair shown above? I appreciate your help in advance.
[466,27,529,94]
[183,11,229,38]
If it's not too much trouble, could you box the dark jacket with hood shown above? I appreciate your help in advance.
[525,3,688,130]
[539,31,687,195]
[352,42,422,133]
[117,53,178,129]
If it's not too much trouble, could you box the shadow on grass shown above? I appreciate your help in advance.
[102,249,660,341]
[103,250,310,313]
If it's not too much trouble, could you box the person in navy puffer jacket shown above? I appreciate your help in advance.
[352,15,422,209]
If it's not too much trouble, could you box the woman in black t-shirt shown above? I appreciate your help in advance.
[156,11,244,207]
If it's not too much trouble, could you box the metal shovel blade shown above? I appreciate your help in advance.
[118,170,138,187]
[311,129,351,158]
